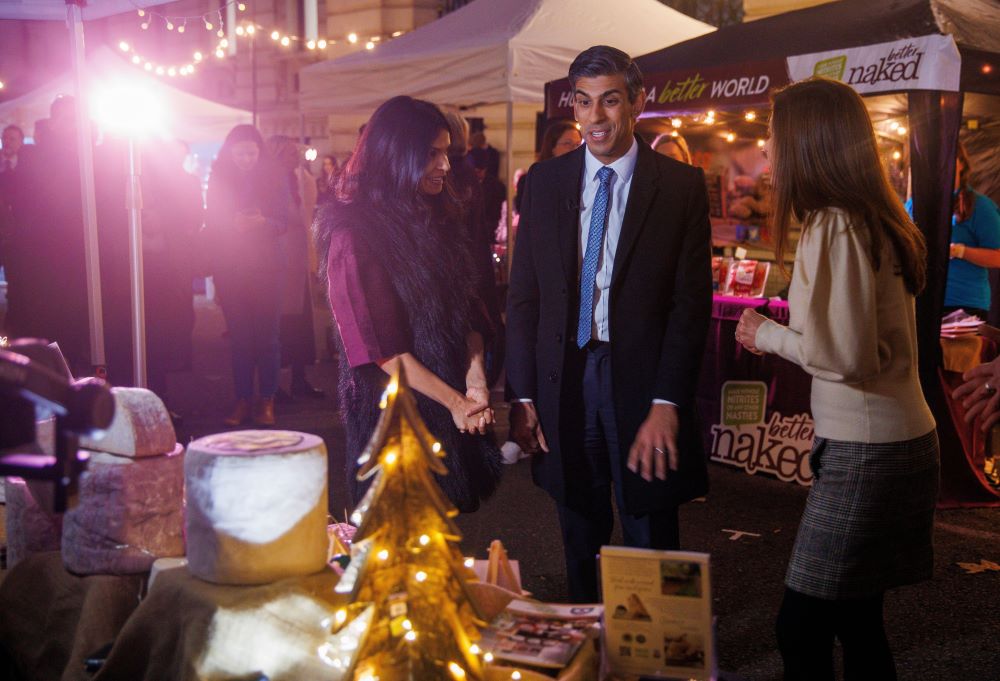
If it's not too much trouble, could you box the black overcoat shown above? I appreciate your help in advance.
[506,138,712,516]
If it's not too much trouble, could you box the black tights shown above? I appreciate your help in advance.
[776,587,896,681]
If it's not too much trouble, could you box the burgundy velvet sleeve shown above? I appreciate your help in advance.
[326,228,412,368]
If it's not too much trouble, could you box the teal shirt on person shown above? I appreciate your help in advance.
[906,192,1000,312]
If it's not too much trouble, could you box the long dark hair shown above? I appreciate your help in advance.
[954,141,975,224]
[770,78,927,295]
[335,96,459,220]
[207,123,284,226]
[211,124,270,186]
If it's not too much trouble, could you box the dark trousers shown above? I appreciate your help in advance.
[776,587,895,681]
[216,268,283,400]
[556,342,680,603]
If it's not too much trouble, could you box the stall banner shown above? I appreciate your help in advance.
[709,381,814,486]
[786,34,961,95]
[545,59,789,119]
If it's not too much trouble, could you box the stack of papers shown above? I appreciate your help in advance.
[941,311,983,339]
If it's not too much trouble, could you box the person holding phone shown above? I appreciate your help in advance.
[205,124,290,427]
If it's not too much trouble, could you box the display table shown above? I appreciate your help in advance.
[697,295,811,449]
[698,294,1000,506]
[0,552,145,681]
[0,554,594,681]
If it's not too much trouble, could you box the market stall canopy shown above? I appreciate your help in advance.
[0,46,251,143]
[0,0,171,21]
[545,0,1000,117]
[298,0,714,114]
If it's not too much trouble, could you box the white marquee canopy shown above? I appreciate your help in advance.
[300,0,714,114]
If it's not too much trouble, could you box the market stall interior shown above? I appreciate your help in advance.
[544,0,1000,506]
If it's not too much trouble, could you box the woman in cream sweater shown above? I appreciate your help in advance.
[736,78,938,680]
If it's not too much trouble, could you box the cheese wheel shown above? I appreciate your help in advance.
[185,430,329,585]
[4,477,63,568]
[62,444,186,575]
[79,387,177,458]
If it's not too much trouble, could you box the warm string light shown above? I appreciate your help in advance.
[132,1,238,35]
[118,40,199,78]
[236,22,405,52]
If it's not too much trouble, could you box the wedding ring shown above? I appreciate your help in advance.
[986,383,996,395]
[653,447,665,454]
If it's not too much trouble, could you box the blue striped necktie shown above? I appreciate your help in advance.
[577,166,615,348]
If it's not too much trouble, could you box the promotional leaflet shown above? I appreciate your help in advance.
[601,547,714,680]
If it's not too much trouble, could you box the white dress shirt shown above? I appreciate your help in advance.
[579,138,638,342]
[517,139,673,407]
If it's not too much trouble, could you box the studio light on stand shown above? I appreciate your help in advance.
[91,82,167,389]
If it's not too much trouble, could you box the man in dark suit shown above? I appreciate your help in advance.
[506,45,712,602]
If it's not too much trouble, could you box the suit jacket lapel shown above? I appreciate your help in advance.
[611,140,659,291]
[557,146,586,285]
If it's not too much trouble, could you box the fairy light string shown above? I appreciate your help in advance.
[120,1,408,78]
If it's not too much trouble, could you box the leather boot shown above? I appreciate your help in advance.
[224,399,251,427]
[254,397,276,427]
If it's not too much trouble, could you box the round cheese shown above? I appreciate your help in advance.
[185,430,329,585]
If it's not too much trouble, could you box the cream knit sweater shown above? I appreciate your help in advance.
[755,208,935,443]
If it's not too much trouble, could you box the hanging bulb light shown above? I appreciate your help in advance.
[119,41,130,52]
[348,32,358,44]
[166,20,174,30]
[177,23,186,33]
[137,9,145,17]
[365,41,374,50]
[205,19,214,30]
[236,25,245,36]
[140,21,149,30]
[271,30,280,40]
[317,39,327,48]
[246,24,256,35]
[280,36,291,46]
[306,39,316,49]
[238,2,247,10]
[131,55,141,64]
[193,51,203,61]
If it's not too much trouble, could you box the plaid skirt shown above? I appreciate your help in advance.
[786,430,939,600]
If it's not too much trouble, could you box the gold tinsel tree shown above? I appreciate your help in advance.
[327,367,488,681]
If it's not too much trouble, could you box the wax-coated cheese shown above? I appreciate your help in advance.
[185,430,329,585]
[4,478,62,568]
[79,387,176,458]
[62,444,185,575]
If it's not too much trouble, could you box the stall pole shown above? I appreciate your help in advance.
[251,6,258,128]
[66,2,107,372]
[126,139,147,388]
[909,89,963,379]
[505,100,514,278]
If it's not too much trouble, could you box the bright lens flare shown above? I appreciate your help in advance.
[91,81,167,138]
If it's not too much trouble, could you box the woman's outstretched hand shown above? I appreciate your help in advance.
[736,308,767,356]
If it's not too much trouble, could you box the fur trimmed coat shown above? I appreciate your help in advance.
[318,200,503,513]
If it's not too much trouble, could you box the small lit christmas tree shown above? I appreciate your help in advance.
[328,367,488,681]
